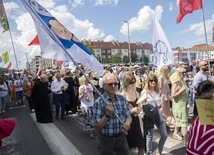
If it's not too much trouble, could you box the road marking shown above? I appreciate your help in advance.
[30,113,81,155]
[9,105,26,109]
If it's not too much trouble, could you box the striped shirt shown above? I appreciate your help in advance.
[186,117,214,155]
[93,92,131,136]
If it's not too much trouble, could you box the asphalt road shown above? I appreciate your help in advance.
[0,100,188,155]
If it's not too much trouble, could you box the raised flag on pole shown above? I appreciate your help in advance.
[28,35,39,46]
[2,51,9,64]
[21,0,103,76]
[6,62,12,71]
[187,50,191,65]
[212,14,214,43]
[176,0,203,24]
[152,15,173,70]
[0,0,9,33]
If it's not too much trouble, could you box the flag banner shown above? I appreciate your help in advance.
[0,56,2,63]
[152,16,173,70]
[2,51,9,64]
[212,14,214,43]
[28,35,39,46]
[176,0,203,24]
[187,50,191,65]
[0,0,9,33]
[21,0,103,76]
[6,62,11,70]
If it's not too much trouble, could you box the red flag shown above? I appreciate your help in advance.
[28,35,39,46]
[6,62,11,70]
[176,0,203,24]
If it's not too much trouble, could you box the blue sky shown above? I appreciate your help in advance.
[0,0,213,69]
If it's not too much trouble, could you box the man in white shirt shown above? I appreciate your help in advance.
[51,73,66,119]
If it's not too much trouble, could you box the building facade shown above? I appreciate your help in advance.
[82,40,153,64]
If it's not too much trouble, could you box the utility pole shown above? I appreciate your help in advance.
[25,53,30,72]
[124,21,131,64]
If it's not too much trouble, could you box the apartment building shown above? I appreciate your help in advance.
[82,40,153,63]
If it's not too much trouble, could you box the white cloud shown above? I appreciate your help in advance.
[36,0,56,9]
[71,0,84,8]
[120,5,163,36]
[104,35,115,42]
[169,2,174,11]
[93,0,119,6]
[177,19,212,36]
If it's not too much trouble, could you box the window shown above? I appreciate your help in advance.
[96,49,100,52]
[108,55,111,58]
[102,55,106,58]
[107,50,111,53]
[102,50,105,54]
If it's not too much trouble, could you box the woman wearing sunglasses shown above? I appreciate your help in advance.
[171,67,188,146]
[138,74,167,155]
[121,72,144,155]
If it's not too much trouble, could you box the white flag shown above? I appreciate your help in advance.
[20,0,103,76]
[187,50,191,65]
[152,15,173,70]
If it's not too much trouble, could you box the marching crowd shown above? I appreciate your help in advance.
[0,61,213,155]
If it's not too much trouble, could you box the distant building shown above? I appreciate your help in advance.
[29,56,57,72]
[82,40,153,63]
[172,44,214,63]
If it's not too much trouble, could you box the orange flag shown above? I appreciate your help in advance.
[176,0,203,24]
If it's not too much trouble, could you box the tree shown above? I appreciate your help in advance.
[85,43,95,55]
[139,56,143,63]
[131,54,138,63]
[123,55,129,64]
[142,55,149,65]
[111,54,121,64]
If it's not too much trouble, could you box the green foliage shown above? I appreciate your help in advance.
[123,55,129,63]
[142,55,149,65]
[131,54,138,63]
[85,43,95,55]
[111,54,121,64]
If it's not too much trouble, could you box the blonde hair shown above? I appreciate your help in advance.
[144,74,159,93]
[159,66,169,78]
[176,66,186,73]
[122,72,136,90]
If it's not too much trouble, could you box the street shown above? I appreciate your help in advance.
[0,101,188,155]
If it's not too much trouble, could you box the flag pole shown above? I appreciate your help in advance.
[201,5,211,74]
[8,24,19,72]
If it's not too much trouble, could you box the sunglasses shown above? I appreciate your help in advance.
[106,82,118,87]
[202,64,208,66]
[149,80,157,82]
[130,81,136,85]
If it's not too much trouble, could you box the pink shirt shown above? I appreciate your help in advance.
[186,117,214,155]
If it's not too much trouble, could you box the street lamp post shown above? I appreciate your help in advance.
[124,21,131,64]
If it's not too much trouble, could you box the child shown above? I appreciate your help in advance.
[78,75,95,139]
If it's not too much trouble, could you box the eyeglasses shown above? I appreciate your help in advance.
[130,81,135,85]
[201,64,208,66]
[149,80,157,83]
[106,82,118,87]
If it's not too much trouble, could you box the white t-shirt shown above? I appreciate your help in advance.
[51,79,66,94]
[0,83,8,97]
[140,90,164,122]
[14,79,23,92]
[79,84,94,108]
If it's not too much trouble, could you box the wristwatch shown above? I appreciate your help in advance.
[105,114,111,118]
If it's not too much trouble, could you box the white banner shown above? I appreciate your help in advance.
[152,15,173,70]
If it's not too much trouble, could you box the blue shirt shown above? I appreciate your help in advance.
[93,92,131,136]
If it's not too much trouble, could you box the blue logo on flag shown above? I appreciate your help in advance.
[153,40,168,68]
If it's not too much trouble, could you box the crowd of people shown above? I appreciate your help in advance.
[0,60,213,155]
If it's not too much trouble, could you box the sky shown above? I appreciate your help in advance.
[0,0,214,69]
